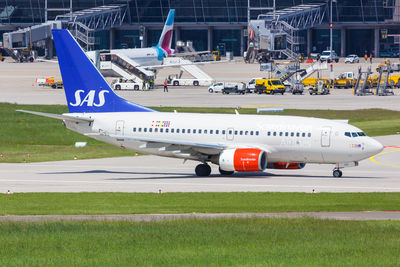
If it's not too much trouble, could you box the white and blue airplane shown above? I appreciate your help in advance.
[19,29,384,178]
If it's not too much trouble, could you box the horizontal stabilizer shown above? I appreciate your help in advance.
[17,110,93,123]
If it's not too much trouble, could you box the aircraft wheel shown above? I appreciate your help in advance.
[115,85,121,90]
[195,164,211,177]
[333,169,342,178]
[219,167,234,175]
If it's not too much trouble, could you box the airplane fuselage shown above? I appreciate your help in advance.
[110,46,171,66]
[65,112,383,165]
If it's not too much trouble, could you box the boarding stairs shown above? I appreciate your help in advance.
[354,67,374,96]
[98,52,155,83]
[376,65,395,96]
[274,61,327,84]
[163,57,214,81]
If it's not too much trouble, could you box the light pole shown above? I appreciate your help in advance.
[329,0,335,81]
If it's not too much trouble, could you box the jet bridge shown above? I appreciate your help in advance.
[2,4,127,61]
[248,3,327,61]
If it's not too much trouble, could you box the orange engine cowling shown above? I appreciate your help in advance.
[219,148,267,172]
[267,162,306,169]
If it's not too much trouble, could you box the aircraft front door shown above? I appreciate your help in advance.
[115,120,125,135]
[321,126,331,147]
[226,127,234,141]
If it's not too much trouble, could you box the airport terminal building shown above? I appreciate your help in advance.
[1,0,400,56]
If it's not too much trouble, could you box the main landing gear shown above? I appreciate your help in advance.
[195,163,211,177]
[333,169,343,178]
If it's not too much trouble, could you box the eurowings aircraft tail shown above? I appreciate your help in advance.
[52,29,155,113]
[157,9,175,54]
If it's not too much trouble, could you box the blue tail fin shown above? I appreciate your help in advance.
[52,29,155,113]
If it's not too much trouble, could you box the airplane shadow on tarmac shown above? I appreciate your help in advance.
[41,170,380,180]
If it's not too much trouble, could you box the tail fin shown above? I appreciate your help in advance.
[52,29,155,113]
[157,9,175,54]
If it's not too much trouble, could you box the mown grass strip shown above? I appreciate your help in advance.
[0,218,399,266]
[1,103,399,163]
[1,192,400,215]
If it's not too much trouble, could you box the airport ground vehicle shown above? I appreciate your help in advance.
[111,78,143,90]
[255,79,285,95]
[309,80,330,95]
[0,53,4,62]
[208,82,245,93]
[246,77,266,93]
[37,77,63,89]
[167,74,212,87]
[320,50,339,63]
[290,83,304,95]
[302,77,332,87]
[20,29,384,178]
[344,55,359,63]
[212,51,221,61]
[334,72,356,89]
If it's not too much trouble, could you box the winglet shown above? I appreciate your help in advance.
[52,29,156,113]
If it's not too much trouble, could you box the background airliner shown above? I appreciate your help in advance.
[19,29,384,178]
[87,9,201,67]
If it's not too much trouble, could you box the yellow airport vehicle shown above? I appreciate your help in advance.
[212,51,221,61]
[333,72,356,89]
[0,53,4,62]
[376,59,391,72]
[302,77,332,88]
[389,74,400,87]
[309,80,330,95]
[255,78,285,95]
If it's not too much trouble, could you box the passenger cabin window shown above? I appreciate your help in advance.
[155,128,158,133]
[267,132,271,136]
[160,128,163,133]
[285,132,289,137]
[149,128,152,132]
[216,130,219,134]
[222,130,226,134]
[279,132,283,136]
[171,129,174,133]
[204,130,207,134]
[291,132,294,137]
[308,133,311,137]
[250,131,254,135]
[133,127,136,132]
[296,133,300,137]
[193,129,196,134]
[256,131,259,136]
[234,130,238,135]
[188,129,191,133]
[182,129,185,133]
[199,129,202,134]
[210,130,213,134]
[139,128,142,132]
[240,130,243,135]
[177,129,180,133]
[273,132,276,136]
[302,133,305,137]
[144,128,147,132]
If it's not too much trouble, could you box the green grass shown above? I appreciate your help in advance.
[2,192,400,215]
[0,218,400,266]
[1,103,399,162]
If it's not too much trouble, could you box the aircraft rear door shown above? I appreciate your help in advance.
[321,126,331,147]
[115,120,125,135]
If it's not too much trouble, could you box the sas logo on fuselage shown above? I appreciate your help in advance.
[70,90,109,107]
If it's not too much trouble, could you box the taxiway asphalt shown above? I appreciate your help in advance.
[0,136,399,193]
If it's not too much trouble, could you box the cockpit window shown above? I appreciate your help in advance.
[357,132,366,136]
[345,132,351,137]
[351,132,358,137]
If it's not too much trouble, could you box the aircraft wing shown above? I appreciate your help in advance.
[145,59,230,70]
[90,133,225,151]
[17,110,93,123]
[87,133,274,155]
[172,51,210,57]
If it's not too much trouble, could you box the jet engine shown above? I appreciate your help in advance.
[267,162,306,169]
[218,148,267,172]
